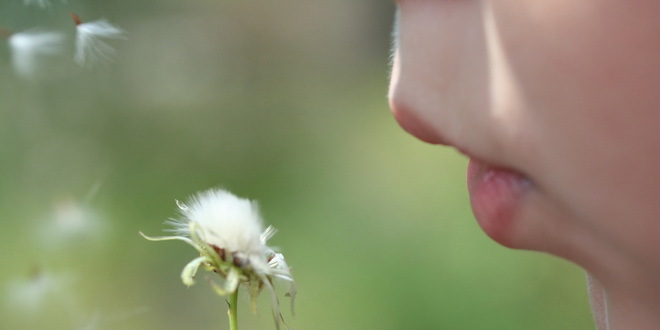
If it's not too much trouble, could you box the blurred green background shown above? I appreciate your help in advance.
[0,1,594,329]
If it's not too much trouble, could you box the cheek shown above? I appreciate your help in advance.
[495,1,660,190]
[491,1,660,254]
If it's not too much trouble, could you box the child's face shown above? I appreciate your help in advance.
[389,0,660,278]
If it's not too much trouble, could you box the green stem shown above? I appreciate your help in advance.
[228,289,239,330]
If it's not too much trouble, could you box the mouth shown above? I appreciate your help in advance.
[466,158,532,247]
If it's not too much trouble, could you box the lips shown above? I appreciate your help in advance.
[467,158,531,247]
[390,93,533,247]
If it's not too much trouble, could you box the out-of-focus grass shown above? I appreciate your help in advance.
[0,1,593,329]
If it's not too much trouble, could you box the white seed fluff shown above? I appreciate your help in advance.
[23,0,53,8]
[178,189,266,255]
[142,188,295,328]
[74,19,126,68]
[8,30,65,79]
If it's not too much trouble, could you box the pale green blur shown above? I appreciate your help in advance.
[0,1,592,329]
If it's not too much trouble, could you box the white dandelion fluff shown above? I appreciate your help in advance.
[141,188,296,329]
[23,0,53,8]
[5,268,63,314]
[7,29,66,79]
[37,196,107,249]
[72,13,126,68]
[173,190,267,255]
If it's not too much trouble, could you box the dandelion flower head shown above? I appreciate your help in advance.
[173,189,266,256]
[141,188,295,329]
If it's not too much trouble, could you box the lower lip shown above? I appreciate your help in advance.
[467,159,531,246]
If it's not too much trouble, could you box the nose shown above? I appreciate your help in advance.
[389,98,448,145]
[388,54,448,146]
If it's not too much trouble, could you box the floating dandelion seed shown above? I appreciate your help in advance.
[71,13,126,68]
[6,29,65,79]
[23,0,53,8]
[141,189,296,330]
[22,0,68,8]
[5,267,61,314]
[37,196,107,249]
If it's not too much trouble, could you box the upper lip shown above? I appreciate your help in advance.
[389,89,530,180]
[390,100,476,158]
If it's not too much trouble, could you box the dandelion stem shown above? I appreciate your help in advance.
[228,288,239,330]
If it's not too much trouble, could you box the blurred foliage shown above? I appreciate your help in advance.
[0,1,593,329]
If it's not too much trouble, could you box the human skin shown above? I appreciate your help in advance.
[388,1,660,329]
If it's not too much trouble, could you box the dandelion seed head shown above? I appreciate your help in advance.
[176,189,266,255]
[142,188,295,328]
